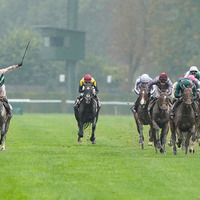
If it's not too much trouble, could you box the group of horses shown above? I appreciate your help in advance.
[1,81,199,157]
[133,84,200,157]
[73,82,200,157]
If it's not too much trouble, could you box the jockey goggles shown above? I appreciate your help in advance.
[160,80,166,83]
[191,71,197,75]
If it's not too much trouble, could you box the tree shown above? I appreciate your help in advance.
[0,29,67,91]
[147,0,200,80]
[109,0,150,92]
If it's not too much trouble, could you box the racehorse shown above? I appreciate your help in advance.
[195,88,200,147]
[150,90,171,154]
[74,83,100,144]
[133,86,153,149]
[170,86,196,157]
[0,96,12,151]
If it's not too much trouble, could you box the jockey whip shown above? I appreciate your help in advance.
[19,41,30,67]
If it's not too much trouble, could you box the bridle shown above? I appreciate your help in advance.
[182,86,193,105]
[157,91,170,111]
[83,83,95,104]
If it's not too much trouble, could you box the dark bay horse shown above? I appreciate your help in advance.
[0,96,12,151]
[170,86,196,157]
[74,83,100,144]
[150,90,171,154]
[133,86,153,149]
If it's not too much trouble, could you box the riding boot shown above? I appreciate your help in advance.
[74,96,82,108]
[2,98,12,116]
[134,98,140,112]
[192,101,198,117]
[94,95,101,109]
[131,97,140,112]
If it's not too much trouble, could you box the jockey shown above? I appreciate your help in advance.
[0,64,21,119]
[184,66,200,80]
[170,78,198,119]
[147,73,173,109]
[131,74,156,112]
[185,74,200,88]
[74,74,100,108]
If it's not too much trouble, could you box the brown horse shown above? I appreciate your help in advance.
[133,86,153,149]
[150,90,171,154]
[170,86,196,157]
[195,89,200,147]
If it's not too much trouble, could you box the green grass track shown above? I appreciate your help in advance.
[0,114,200,200]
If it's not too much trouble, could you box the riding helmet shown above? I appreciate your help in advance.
[189,66,198,72]
[140,74,151,83]
[159,73,168,81]
[84,74,92,82]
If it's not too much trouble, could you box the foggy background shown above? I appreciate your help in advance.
[0,0,200,107]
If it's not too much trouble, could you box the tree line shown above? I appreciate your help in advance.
[0,0,199,93]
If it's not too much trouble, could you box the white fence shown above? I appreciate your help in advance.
[9,99,134,115]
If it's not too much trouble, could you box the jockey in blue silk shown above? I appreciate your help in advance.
[0,64,21,121]
[170,78,198,119]
[131,73,156,112]
[74,74,100,108]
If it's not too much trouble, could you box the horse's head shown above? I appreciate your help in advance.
[83,83,95,104]
[157,91,169,110]
[139,85,148,107]
[182,86,193,105]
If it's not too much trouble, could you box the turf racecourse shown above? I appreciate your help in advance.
[0,114,200,200]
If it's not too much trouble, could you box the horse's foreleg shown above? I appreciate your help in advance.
[185,133,191,157]
[1,125,6,151]
[138,124,144,145]
[171,127,177,155]
[189,125,196,154]
[148,127,153,146]
[134,113,144,148]
[78,122,84,143]
[197,124,200,146]
[90,118,96,144]
[160,124,169,155]
[189,139,195,154]
[152,121,161,152]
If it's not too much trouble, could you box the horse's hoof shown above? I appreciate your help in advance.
[189,149,195,154]
[139,139,143,144]
[168,141,173,146]
[1,147,5,151]
[160,148,163,153]
[148,141,153,146]
[78,138,82,143]
[185,154,188,157]
[91,141,96,144]
[173,151,177,155]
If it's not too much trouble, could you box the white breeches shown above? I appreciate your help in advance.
[0,85,7,97]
